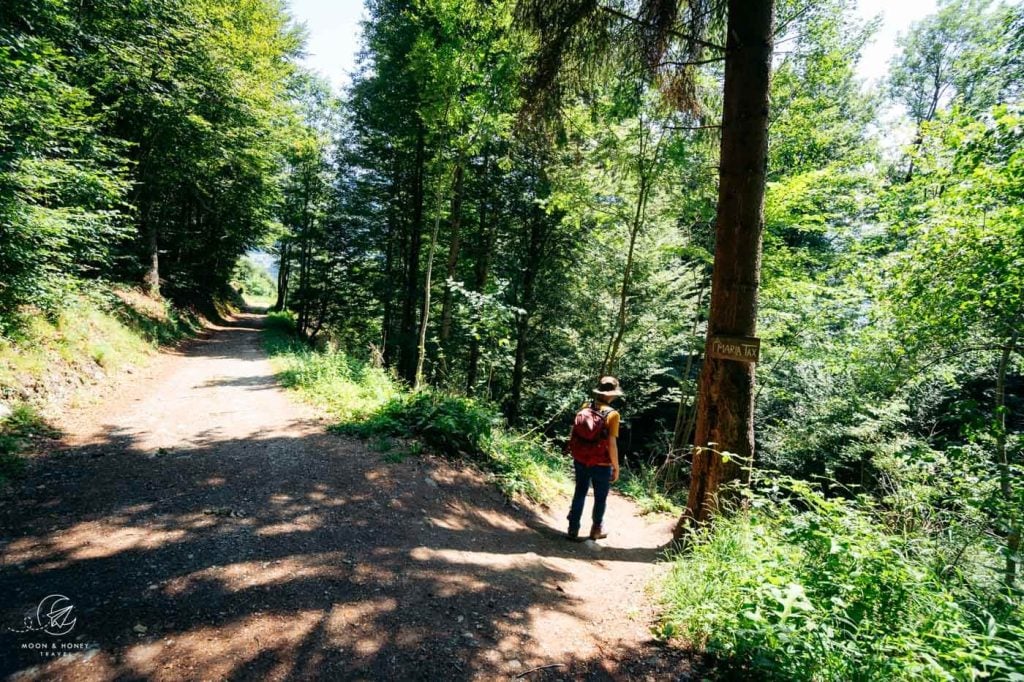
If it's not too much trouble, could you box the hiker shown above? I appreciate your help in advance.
[567,376,622,541]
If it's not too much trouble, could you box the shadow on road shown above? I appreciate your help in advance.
[0,314,734,680]
[0,424,711,680]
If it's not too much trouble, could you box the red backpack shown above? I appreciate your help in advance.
[569,402,612,466]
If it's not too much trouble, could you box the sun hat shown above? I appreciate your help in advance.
[591,376,624,401]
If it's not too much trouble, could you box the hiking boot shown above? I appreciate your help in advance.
[567,526,580,541]
[589,524,607,540]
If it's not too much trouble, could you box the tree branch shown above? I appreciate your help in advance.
[666,124,722,130]
[597,5,726,52]
[658,57,726,68]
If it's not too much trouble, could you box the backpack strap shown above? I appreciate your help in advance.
[591,401,610,438]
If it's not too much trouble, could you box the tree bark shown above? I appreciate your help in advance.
[465,156,493,396]
[142,216,160,297]
[678,0,775,535]
[399,122,426,383]
[274,241,290,312]
[996,330,1020,587]
[439,162,465,350]
[414,167,449,390]
[296,236,311,336]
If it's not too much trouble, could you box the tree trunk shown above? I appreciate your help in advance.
[414,168,449,390]
[274,241,290,312]
[438,160,468,382]
[601,117,661,376]
[664,279,709,489]
[996,330,1020,587]
[142,216,160,297]
[465,159,493,396]
[678,0,774,535]
[296,237,311,336]
[507,207,544,424]
[439,162,465,350]
[381,161,401,367]
[905,66,944,182]
[601,172,648,376]
[381,227,396,364]
[399,123,426,383]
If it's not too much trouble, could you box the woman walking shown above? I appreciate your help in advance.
[566,376,622,541]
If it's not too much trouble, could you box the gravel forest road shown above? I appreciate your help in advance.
[1,313,694,681]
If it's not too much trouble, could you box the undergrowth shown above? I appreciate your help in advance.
[263,311,570,503]
[263,312,401,422]
[659,478,1024,681]
[0,284,200,484]
[618,464,684,515]
[0,285,199,397]
[0,404,58,486]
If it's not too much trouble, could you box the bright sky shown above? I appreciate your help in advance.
[288,0,366,92]
[288,0,938,93]
[854,0,937,86]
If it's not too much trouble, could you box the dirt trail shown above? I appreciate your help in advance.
[1,314,693,680]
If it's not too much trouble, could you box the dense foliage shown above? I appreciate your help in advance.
[661,481,1024,680]
[263,312,570,502]
[0,0,302,333]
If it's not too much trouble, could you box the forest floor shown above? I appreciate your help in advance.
[0,313,705,681]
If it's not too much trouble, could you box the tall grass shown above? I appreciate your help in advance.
[263,312,570,503]
[263,312,401,422]
[618,463,684,515]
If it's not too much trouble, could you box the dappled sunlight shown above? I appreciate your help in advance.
[256,513,324,536]
[325,598,399,634]
[410,546,565,576]
[2,315,678,681]
[429,499,522,533]
[163,554,347,595]
[3,519,187,569]
[117,611,325,680]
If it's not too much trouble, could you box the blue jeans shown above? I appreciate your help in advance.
[567,461,612,531]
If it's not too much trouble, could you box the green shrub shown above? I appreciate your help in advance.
[0,404,57,486]
[340,391,497,454]
[483,428,570,502]
[264,313,401,423]
[619,463,684,515]
[337,390,571,502]
[265,318,570,502]
[0,442,27,485]
[264,310,297,334]
[660,479,1024,681]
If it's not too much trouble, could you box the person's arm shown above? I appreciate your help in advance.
[609,436,620,482]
